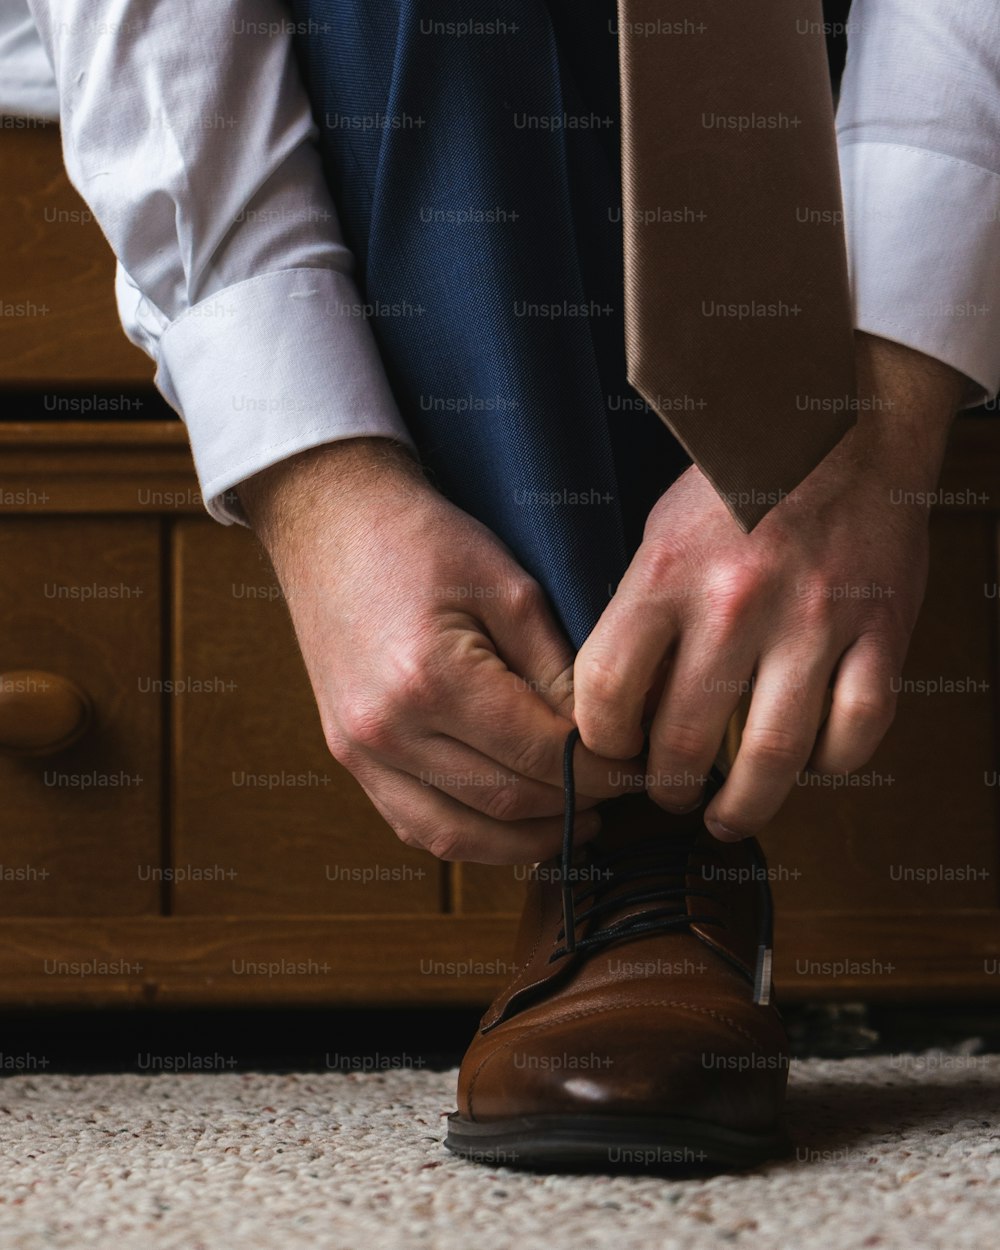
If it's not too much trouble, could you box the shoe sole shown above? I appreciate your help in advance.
[445,1112,790,1172]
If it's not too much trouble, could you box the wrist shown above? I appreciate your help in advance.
[771,334,966,525]
[238,437,429,558]
[851,332,964,492]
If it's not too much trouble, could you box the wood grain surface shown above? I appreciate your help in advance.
[0,126,152,383]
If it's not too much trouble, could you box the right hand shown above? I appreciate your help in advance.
[239,439,637,864]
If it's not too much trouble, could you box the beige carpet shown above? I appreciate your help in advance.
[1,1054,997,1250]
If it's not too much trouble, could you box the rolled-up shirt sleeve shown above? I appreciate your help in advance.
[24,0,414,522]
[837,0,1000,407]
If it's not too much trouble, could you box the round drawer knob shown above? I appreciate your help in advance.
[0,670,92,756]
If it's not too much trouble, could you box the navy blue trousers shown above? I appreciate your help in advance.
[290,0,690,648]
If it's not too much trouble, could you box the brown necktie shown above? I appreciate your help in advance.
[617,0,857,531]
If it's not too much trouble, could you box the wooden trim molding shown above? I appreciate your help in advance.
[0,419,197,514]
[0,912,997,1008]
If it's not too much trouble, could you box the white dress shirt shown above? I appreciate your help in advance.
[3,0,999,524]
[837,0,1000,406]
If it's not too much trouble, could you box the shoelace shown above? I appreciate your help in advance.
[558,727,774,1006]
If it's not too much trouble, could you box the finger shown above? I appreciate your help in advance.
[809,639,898,775]
[355,762,603,865]
[427,643,642,800]
[380,731,602,821]
[645,633,753,812]
[704,647,835,839]
[573,562,683,758]
[479,574,577,717]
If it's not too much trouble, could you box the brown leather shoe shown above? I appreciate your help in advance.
[446,731,790,1171]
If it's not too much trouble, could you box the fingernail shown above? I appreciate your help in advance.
[705,818,746,843]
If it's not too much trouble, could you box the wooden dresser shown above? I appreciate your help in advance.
[2,127,998,1010]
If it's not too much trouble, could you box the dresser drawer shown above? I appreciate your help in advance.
[0,516,163,915]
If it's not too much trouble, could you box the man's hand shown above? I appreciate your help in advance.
[574,334,967,840]
[239,439,636,864]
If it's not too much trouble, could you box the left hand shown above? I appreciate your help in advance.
[573,334,966,840]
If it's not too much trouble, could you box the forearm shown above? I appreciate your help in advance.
[238,437,430,565]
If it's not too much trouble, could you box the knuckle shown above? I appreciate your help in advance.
[337,702,397,754]
[635,531,682,580]
[424,826,466,862]
[742,724,810,772]
[383,644,441,715]
[799,583,837,626]
[394,822,425,852]
[506,576,546,621]
[336,643,443,753]
[839,689,897,734]
[509,734,555,781]
[479,779,522,821]
[575,662,631,750]
[655,721,711,768]
[703,561,766,623]
[321,717,351,763]
[576,651,626,707]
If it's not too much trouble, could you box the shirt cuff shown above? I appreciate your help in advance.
[157,267,415,524]
[838,140,1000,407]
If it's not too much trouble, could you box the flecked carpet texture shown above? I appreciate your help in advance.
[0,1053,997,1250]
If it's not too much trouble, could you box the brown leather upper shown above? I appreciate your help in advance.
[457,796,789,1132]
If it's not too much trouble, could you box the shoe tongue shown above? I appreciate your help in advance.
[569,794,702,941]
[480,795,720,1034]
